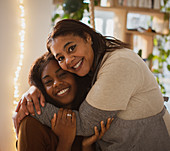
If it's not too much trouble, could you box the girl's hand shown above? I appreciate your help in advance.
[51,108,76,149]
[82,117,114,151]
[15,86,45,115]
[12,107,27,137]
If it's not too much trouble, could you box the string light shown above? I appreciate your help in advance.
[13,0,25,105]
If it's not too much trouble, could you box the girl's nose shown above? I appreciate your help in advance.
[53,79,63,87]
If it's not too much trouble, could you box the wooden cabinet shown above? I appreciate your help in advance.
[95,1,169,59]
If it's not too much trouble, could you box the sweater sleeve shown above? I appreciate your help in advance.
[86,56,142,111]
[32,103,59,128]
[32,102,117,136]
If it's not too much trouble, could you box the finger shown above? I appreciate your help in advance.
[51,113,57,128]
[20,97,29,115]
[12,112,17,130]
[13,113,21,138]
[106,118,111,130]
[26,98,35,115]
[94,126,99,137]
[99,121,105,139]
[89,126,99,143]
[57,108,63,120]
[16,120,20,138]
[106,118,114,130]
[71,112,76,125]
[62,109,68,119]
[66,109,72,121]
[31,95,41,115]
[40,92,45,107]
[82,126,99,147]
[15,99,21,112]
[18,109,27,122]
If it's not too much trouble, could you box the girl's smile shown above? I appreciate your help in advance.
[41,60,77,106]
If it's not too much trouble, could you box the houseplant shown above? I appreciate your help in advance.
[147,1,170,94]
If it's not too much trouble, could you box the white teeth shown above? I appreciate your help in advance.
[57,88,69,96]
[73,59,82,69]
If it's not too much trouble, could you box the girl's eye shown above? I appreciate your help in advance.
[57,56,64,62]
[58,72,67,78]
[68,44,76,53]
[44,80,53,85]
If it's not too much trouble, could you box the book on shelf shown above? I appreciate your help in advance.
[117,0,161,10]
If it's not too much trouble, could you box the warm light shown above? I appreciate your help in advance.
[13,0,25,105]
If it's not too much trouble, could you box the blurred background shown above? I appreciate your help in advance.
[0,0,169,150]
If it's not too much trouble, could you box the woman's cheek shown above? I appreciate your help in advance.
[59,62,67,71]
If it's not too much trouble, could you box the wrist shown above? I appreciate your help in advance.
[56,141,72,151]
[82,143,94,151]
[58,137,74,146]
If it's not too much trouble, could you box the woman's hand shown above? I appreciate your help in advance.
[82,117,114,151]
[51,108,76,151]
[12,107,27,137]
[15,85,45,115]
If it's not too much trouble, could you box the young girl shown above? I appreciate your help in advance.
[14,52,113,151]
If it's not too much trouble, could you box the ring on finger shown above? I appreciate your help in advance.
[27,99,32,102]
[66,113,72,117]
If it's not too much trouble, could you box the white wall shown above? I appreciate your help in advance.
[0,0,53,150]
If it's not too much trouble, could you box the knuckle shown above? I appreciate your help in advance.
[27,102,33,107]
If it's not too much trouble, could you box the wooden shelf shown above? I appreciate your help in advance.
[94,5,169,59]
[125,30,165,37]
[95,6,166,16]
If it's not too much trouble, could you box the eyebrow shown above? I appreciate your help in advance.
[55,41,74,58]
[42,68,61,79]
[64,41,73,49]
[42,75,49,80]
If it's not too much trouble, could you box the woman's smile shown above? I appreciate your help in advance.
[72,58,83,70]
[50,34,94,76]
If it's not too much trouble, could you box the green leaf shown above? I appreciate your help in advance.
[51,14,60,22]
[148,53,154,60]
[62,13,70,19]
[167,50,170,57]
[153,69,160,73]
[137,49,142,57]
[152,55,159,61]
[167,64,170,71]
[153,38,158,46]
[166,7,170,12]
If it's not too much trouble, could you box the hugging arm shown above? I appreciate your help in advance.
[33,101,117,136]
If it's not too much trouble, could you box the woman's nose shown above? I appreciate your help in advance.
[65,56,75,66]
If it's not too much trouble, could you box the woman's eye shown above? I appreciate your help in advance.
[57,56,64,62]
[68,44,76,53]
